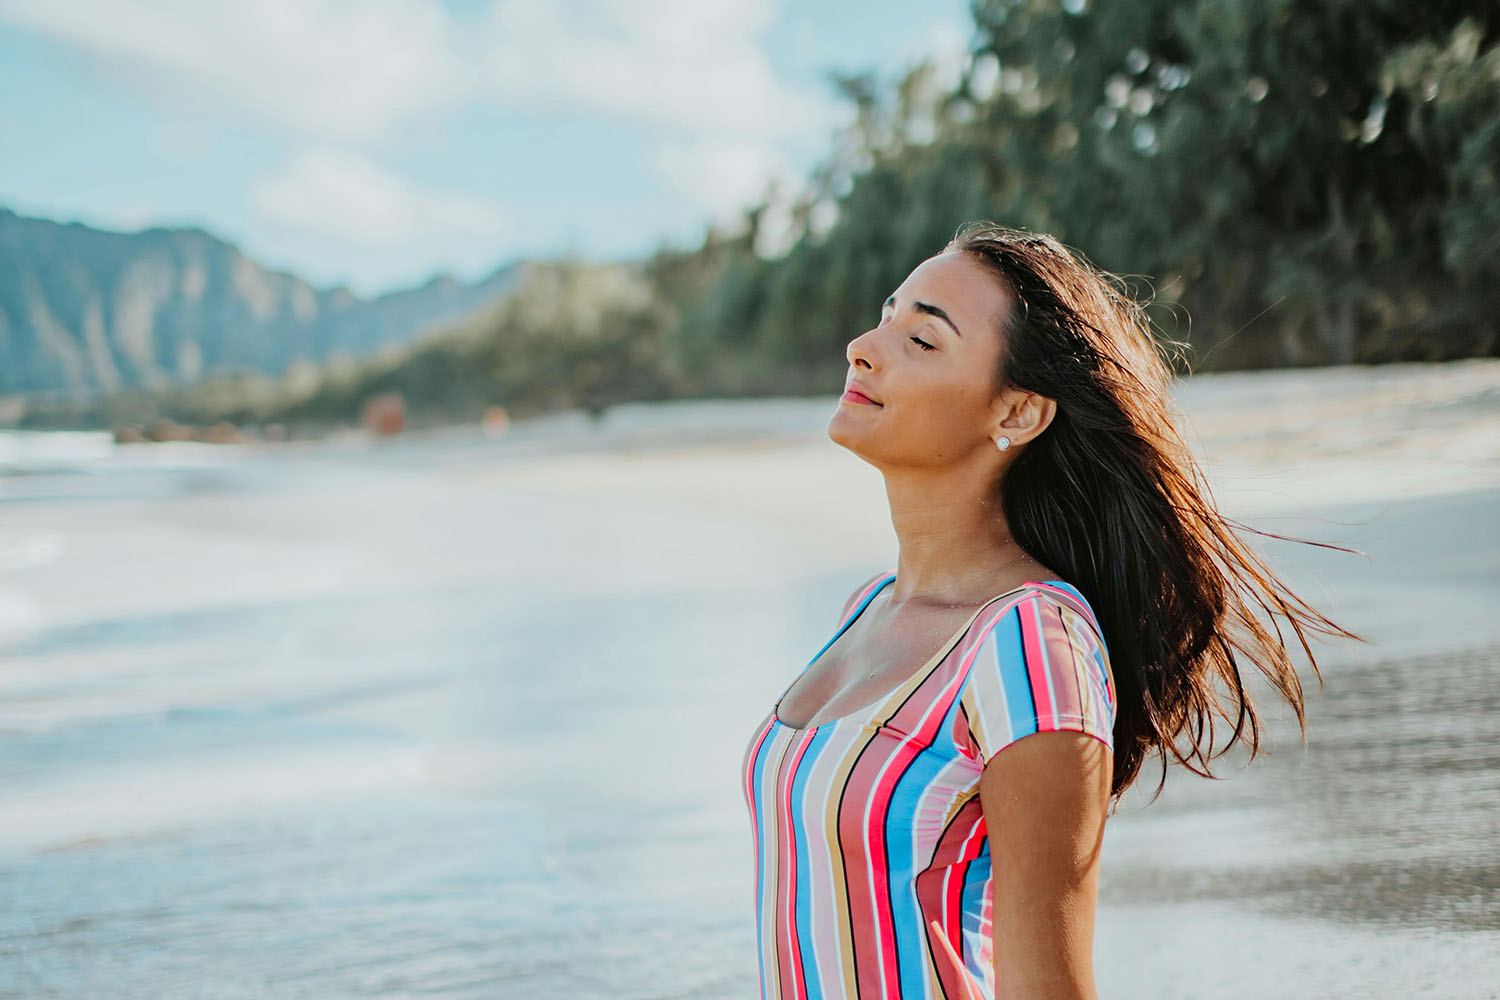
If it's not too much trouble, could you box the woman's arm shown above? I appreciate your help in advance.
[978,731,1112,999]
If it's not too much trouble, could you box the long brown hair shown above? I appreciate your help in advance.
[946,220,1364,802]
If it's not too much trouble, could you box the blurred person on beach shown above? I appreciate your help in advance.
[742,221,1361,999]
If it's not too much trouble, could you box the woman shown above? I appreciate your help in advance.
[740,221,1361,999]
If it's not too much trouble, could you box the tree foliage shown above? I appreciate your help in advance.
[693,0,1500,373]
[25,1,1496,432]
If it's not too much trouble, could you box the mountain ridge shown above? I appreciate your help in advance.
[0,206,525,397]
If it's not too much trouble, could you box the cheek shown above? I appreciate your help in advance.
[895,378,991,449]
[931,403,984,449]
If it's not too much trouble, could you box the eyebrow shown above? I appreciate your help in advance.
[883,294,963,339]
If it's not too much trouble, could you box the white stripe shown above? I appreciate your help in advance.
[803,725,852,998]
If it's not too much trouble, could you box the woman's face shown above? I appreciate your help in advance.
[829,251,1012,469]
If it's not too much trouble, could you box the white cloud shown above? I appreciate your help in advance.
[653,139,802,227]
[484,0,830,139]
[4,0,975,278]
[904,16,971,94]
[252,148,506,247]
[1,0,835,234]
[482,0,836,223]
[0,0,472,140]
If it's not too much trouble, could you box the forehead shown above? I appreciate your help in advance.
[893,252,1010,330]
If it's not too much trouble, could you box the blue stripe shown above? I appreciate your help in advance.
[960,848,992,990]
[807,573,895,667]
[882,740,954,995]
[990,608,1041,742]
[1091,646,1114,706]
[884,704,965,998]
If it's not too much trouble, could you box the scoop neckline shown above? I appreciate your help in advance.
[771,574,1075,733]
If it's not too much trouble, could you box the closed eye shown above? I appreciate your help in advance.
[911,336,937,352]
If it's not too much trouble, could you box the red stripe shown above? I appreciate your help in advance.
[948,592,1042,757]
[776,730,816,1000]
[1018,598,1059,727]
[1038,602,1084,722]
[767,734,794,999]
[743,715,774,975]
[841,659,976,996]
[743,716,773,825]
[915,796,988,998]
[839,738,894,991]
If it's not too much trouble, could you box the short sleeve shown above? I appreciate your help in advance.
[955,593,1116,767]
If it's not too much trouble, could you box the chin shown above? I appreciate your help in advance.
[826,408,856,445]
[826,410,876,458]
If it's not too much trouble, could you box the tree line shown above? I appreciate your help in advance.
[23,0,1499,433]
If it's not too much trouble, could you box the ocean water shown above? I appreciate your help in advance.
[1,377,1497,999]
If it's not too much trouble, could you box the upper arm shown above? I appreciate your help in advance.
[978,732,1110,999]
[955,593,1116,998]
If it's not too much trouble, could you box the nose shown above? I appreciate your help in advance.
[846,326,877,369]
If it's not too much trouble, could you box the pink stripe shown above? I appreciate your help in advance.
[1028,581,1102,634]
[961,593,1036,672]
[744,716,774,981]
[949,591,1036,754]
[947,816,987,974]
[859,658,979,996]
[777,731,817,1000]
[918,798,989,999]
[842,572,895,625]
[743,717,773,826]
[742,579,1109,999]
[851,751,899,993]
[766,732,793,1000]
[1020,598,1060,728]
[1039,604,1084,720]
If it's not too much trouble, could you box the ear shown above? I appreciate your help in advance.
[989,388,1057,447]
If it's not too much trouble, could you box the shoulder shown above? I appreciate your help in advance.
[836,568,897,623]
[953,585,1116,765]
[970,583,1109,662]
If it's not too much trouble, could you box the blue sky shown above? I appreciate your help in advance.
[0,0,975,296]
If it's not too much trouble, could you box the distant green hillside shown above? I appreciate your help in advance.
[0,207,524,397]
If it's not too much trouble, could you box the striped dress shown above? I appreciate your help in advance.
[740,570,1116,1000]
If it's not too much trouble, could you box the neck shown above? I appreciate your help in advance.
[881,460,1029,609]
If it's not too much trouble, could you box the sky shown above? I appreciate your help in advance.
[0,0,975,296]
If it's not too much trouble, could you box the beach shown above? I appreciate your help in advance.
[1,358,1497,998]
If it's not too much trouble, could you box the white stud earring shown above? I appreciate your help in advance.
[995,436,1010,451]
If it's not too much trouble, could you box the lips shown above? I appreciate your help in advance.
[843,381,882,405]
